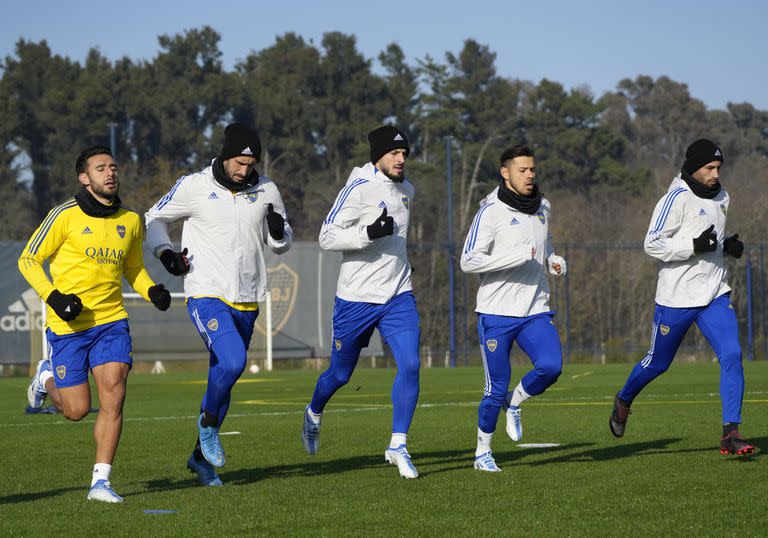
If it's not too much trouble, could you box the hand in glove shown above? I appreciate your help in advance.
[723,233,743,259]
[266,203,285,240]
[366,208,394,240]
[148,284,171,311]
[548,254,567,276]
[693,225,717,253]
[159,247,190,276]
[46,290,83,322]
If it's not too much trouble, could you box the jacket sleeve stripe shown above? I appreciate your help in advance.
[155,175,188,210]
[465,203,494,253]
[324,179,368,224]
[27,199,77,255]
[650,188,685,234]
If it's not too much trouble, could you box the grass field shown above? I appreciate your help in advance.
[1,362,766,536]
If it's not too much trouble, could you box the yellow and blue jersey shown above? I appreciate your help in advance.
[18,198,155,335]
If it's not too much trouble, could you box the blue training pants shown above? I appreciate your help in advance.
[619,292,744,424]
[477,312,563,433]
[309,291,421,434]
[187,297,259,428]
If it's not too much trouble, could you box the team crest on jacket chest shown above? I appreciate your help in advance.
[245,192,259,203]
[116,224,126,238]
[536,212,546,224]
[720,204,727,215]
[402,196,409,209]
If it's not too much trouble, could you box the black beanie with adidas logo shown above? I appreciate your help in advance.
[220,123,262,162]
[368,125,410,165]
[683,138,723,175]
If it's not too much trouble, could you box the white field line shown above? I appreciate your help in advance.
[4,394,768,428]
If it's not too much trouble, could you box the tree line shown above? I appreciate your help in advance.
[2,27,767,358]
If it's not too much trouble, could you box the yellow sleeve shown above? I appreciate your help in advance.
[123,219,155,302]
[18,201,76,302]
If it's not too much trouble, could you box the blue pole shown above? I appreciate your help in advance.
[109,123,117,157]
[446,137,456,368]
[746,257,754,361]
[564,243,571,364]
[760,244,766,359]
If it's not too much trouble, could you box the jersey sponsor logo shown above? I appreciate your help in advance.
[536,212,546,224]
[208,192,219,199]
[1,288,44,332]
[207,318,219,331]
[486,339,497,352]
[255,263,300,337]
[56,365,66,380]
[241,146,253,155]
[659,324,670,335]
[401,196,409,209]
[116,224,126,238]
[510,217,520,225]
[698,208,706,216]
[85,246,125,265]
[82,226,93,234]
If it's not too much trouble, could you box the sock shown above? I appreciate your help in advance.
[40,369,53,389]
[91,463,112,487]
[201,411,218,428]
[508,382,532,407]
[389,433,407,449]
[193,438,205,462]
[723,422,739,437]
[307,407,322,425]
[476,428,493,457]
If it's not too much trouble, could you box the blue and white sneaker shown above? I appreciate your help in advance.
[384,444,418,479]
[27,358,52,409]
[506,405,523,441]
[86,479,124,503]
[301,406,321,455]
[474,451,502,472]
[197,414,225,467]
[187,454,223,487]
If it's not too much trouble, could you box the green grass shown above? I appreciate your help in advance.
[1,362,767,536]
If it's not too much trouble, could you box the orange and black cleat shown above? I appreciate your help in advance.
[720,430,757,456]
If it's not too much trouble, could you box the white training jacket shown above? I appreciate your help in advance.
[461,187,566,317]
[319,162,414,304]
[145,162,292,303]
[644,174,731,308]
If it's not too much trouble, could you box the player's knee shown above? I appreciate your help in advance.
[63,404,90,421]
[718,348,743,370]
[398,356,420,378]
[536,360,562,385]
[330,367,354,387]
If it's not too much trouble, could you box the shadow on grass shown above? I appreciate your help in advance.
[0,486,83,505]
[519,437,686,466]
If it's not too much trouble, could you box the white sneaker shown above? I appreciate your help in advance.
[301,406,321,455]
[506,405,522,441]
[27,358,52,409]
[474,451,501,472]
[384,444,418,479]
[86,480,124,503]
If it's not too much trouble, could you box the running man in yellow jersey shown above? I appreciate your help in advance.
[19,145,171,503]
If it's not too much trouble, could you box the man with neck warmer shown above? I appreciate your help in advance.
[301,125,421,479]
[145,123,293,486]
[19,146,171,503]
[460,145,567,472]
[610,138,756,456]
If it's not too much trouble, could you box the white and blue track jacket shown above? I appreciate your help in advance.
[319,162,414,304]
[145,161,293,303]
[644,174,731,308]
[460,187,565,317]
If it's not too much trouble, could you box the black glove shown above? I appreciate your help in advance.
[366,208,394,240]
[46,289,83,322]
[693,224,717,253]
[266,203,285,240]
[148,284,171,311]
[723,233,744,259]
[159,248,189,276]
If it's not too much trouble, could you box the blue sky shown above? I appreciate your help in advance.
[2,0,766,110]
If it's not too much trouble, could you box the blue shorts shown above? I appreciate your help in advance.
[46,319,132,388]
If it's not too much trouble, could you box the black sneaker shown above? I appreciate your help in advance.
[609,392,631,438]
[720,430,757,456]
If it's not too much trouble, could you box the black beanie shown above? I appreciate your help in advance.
[220,123,261,162]
[368,126,410,165]
[683,138,723,175]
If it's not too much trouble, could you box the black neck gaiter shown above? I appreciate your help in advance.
[74,187,121,217]
[497,182,542,215]
[681,167,721,199]
[212,157,259,192]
